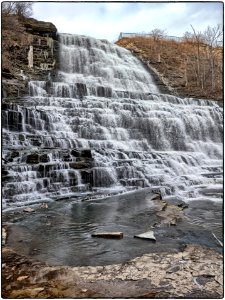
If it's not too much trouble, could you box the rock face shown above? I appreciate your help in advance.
[2,15,58,98]
[24,18,57,71]
[22,17,57,39]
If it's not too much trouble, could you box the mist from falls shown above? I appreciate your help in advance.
[2,33,223,209]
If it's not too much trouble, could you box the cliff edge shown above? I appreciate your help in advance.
[2,14,58,98]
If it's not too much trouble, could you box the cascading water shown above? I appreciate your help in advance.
[2,33,223,210]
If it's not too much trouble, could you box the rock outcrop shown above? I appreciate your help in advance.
[2,14,58,98]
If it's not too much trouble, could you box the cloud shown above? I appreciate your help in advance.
[32,2,223,41]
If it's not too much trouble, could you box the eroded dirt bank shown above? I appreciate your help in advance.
[2,242,223,298]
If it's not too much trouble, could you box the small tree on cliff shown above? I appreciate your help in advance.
[150,28,167,41]
[149,29,167,63]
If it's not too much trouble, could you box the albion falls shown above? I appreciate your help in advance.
[2,33,224,269]
[2,34,223,208]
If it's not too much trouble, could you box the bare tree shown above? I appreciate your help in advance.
[150,28,167,41]
[148,29,167,62]
[203,24,223,91]
[2,2,16,15]
[190,25,205,89]
[1,1,33,18]
[182,31,195,43]
[14,2,33,18]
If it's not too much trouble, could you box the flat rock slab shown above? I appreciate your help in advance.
[2,244,223,298]
[134,230,156,241]
[92,232,123,239]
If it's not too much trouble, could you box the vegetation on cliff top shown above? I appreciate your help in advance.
[117,27,223,102]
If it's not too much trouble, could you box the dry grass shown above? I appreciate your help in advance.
[117,37,223,101]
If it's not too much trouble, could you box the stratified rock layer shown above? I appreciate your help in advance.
[2,15,58,98]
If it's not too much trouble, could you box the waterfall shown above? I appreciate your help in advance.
[2,33,223,209]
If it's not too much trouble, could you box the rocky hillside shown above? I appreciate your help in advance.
[2,14,58,98]
[117,37,223,103]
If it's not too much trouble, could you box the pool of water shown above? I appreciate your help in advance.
[5,189,223,267]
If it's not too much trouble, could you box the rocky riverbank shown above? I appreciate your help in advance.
[2,190,223,298]
[2,243,223,298]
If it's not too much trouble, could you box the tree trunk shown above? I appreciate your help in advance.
[209,46,215,92]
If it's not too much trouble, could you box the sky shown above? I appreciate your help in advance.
[32,1,223,42]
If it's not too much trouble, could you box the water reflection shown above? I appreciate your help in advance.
[6,190,223,267]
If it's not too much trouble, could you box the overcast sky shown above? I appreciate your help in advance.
[32,2,223,42]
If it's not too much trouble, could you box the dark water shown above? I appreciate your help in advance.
[5,189,223,267]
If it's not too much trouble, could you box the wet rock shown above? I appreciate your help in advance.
[63,154,72,161]
[76,83,87,98]
[40,203,48,209]
[10,151,20,159]
[97,85,112,98]
[151,193,162,200]
[23,207,35,213]
[71,150,80,157]
[80,170,91,184]
[26,153,39,164]
[92,232,123,239]
[39,153,49,162]
[156,204,184,226]
[167,198,189,209]
[71,149,92,158]
[2,169,9,177]
[31,138,42,146]
[70,161,91,169]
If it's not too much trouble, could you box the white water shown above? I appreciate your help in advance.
[2,34,223,208]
